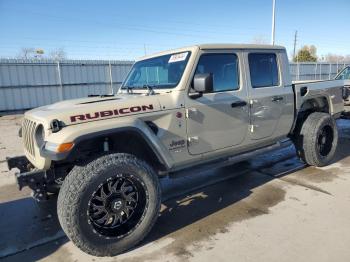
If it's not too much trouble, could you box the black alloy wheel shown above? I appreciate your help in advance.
[88,175,147,239]
[317,125,333,157]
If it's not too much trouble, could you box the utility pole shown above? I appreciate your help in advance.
[293,30,298,61]
[271,0,276,45]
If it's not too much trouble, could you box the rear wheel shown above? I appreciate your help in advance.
[294,112,338,167]
[57,153,161,256]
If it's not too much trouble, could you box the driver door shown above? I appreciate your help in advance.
[185,51,249,155]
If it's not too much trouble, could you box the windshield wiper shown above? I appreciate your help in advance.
[143,85,155,95]
[120,85,134,94]
[121,84,157,95]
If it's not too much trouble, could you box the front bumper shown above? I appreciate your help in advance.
[7,155,48,201]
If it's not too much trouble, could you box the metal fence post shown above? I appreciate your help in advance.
[56,61,63,101]
[328,63,331,80]
[297,62,300,81]
[108,60,113,94]
[336,60,339,73]
[314,63,317,80]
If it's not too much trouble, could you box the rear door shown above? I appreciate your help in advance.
[246,51,294,140]
[185,50,249,155]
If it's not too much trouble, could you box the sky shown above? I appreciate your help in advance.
[0,0,349,60]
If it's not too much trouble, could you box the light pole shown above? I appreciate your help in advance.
[271,0,276,45]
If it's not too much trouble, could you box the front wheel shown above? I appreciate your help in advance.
[57,153,161,256]
[294,112,338,167]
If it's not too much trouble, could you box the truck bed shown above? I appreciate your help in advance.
[293,79,344,116]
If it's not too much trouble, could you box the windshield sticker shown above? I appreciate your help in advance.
[168,52,188,63]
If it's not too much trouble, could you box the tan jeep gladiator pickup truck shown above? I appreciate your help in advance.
[7,44,344,256]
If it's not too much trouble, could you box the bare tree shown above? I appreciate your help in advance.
[324,53,343,63]
[18,47,35,59]
[324,53,350,63]
[49,48,67,60]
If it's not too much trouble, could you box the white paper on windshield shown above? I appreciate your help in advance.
[168,52,188,63]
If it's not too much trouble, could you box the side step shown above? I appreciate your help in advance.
[169,139,293,179]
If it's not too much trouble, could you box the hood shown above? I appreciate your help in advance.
[26,93,162,127]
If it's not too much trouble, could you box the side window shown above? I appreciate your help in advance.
[248,53,279,88]
[195,53,239,92]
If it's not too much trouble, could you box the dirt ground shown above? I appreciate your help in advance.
[1,113,350,262]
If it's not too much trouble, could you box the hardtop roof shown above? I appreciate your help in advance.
[198,43,285,50]
[137,43,285,61]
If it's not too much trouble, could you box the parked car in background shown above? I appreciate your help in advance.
[335,66,350,104]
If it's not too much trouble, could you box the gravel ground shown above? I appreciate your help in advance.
[1,113,350,262]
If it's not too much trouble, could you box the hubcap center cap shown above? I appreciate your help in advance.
[111,199,124,211]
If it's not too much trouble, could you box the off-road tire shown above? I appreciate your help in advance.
[295,112,338,167]
[57,153,161,257]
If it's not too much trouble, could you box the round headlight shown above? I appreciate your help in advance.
[35,124,45,148]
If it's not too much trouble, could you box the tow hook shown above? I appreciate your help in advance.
[7,156,49,202]
[15,170,49,201]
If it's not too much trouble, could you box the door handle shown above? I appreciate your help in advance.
[271,96,284,102]
[231,101,247,108]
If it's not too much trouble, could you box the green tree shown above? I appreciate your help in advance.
[293,45,318,62]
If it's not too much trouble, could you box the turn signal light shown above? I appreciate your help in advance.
[57,142,74,153]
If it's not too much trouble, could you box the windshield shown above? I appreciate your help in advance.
[121,51,190,90]
[335,66,350,80]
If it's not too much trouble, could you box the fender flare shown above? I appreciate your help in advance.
[290,95,331,135]
[41,126,171,170]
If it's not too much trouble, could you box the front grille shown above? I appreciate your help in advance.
[22,118,37,158]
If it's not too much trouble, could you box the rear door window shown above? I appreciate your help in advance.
[248,53,279,88]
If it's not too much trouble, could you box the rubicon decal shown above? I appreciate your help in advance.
[70,104,154,122]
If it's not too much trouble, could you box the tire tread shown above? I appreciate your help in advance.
[57,153,161,256]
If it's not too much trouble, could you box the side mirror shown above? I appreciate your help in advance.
[192,73,213,96]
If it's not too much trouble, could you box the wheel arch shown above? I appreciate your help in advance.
[66,126,171,173]
[290,95,331,135]
[299,96,330,114]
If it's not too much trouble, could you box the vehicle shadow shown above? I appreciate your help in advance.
[133,123,350,254]
[1,121,350,261]
[0,194,68,261]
